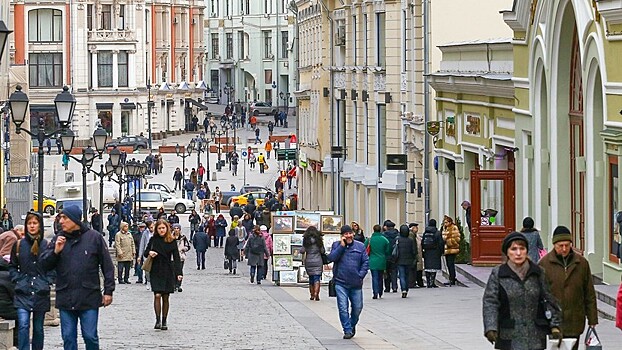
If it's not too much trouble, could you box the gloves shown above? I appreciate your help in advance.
[550,327,562,340]
[485,330,497,344]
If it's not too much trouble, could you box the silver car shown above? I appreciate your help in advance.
[250,102,277,116]
[134,190,195,214]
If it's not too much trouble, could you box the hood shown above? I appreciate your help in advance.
[424,226,438,234]
[399,225,410,237]
[383,228,399,239]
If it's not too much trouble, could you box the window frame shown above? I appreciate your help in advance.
[28,52,63,88]
[28,9,63,43]
[97,51,114,88]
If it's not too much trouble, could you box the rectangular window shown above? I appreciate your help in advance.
[265,89,272,102]
[28,9,63,42]
[376,12,386,68]
[264,69,272,84]
[610,156,619,262]
[98,51,114,87]
[121,111,130,135]
[226,33,233,59]
[363,14,368,66]
[263,30,272,58]
[101,5,112,30]
[211,33,219,59]
[264,0,271,14]
[281,31,288,59]
[239,31,246,58]
[402,10,406,72]
[118,51,128,87]
[245,0,250,15]
[352,15,357,65]
[377,104,386,174]
[226,0,230,16]
[87,5,93,31]
[118,4,126,29]
[28,53,63,87]
[98,110,113,134]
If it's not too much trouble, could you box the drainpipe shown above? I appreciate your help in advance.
[423,0,431,222]
[318,0,334,212]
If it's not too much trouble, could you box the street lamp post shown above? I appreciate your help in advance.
[224,83,234,105]
[175,143,193,194]
[215,130,225,172]
[147,79,153,150]
[9,86,76,232]
[107,151,125,213]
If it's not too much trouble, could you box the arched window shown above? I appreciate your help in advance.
[28,9,63,42]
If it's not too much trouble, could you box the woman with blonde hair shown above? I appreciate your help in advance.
[351,221,365,243]
[144,219,182,330]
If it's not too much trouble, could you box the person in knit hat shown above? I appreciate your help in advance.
[519,216,545,263]
[40,205,115,349]
[539,225,598,347]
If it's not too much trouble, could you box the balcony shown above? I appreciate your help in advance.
[87,30,136,42]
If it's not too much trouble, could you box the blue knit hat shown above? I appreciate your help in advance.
[62,205,82,225]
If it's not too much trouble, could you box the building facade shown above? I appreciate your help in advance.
[203,0,295,108]
[8,0,207,142]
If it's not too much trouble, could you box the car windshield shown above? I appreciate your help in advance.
[139,193,161,201]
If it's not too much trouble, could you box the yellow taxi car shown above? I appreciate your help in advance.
[229,191,268,208]
[33,195,57,215]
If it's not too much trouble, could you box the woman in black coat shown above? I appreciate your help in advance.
[224,229,240,274]
[396,225,417,298]
[9,212,52,349]
[144,219,182,331]
[421,219,444,288]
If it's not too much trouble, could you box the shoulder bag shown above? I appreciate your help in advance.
[142,256,153,273]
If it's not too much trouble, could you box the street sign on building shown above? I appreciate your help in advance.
[277,149,297,161]
[386,154,408,170]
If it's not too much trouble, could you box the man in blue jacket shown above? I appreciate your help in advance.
[40,205,115,350]
[328,224,369,340]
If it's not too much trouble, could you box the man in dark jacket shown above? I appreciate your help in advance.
[229,203,244,220]
[173,167,183,191]
[396,225,417,298]
[192,229,209,270]
[90,208,102,235]
[328,225,369,340]
[40,205,115,350]
[382,220,399,293]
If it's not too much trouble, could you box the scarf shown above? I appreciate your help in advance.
[507,260,529,281]
[26,232,41,256]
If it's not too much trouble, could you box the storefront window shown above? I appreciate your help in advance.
[98,110,112,134]
[610,157,619,262]
[479,179,504,226]
[121,111,130,136]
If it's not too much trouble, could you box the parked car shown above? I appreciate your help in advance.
[33,195,56,215]
[105,135,149,151]
[240,185,271,194]
[229,191,269,208]
[147,182,175,194]
[250,102,277,116]
[56,197,92,214]
[132,190,195,214]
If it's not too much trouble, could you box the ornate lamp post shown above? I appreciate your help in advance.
[107,149,125,212]
[175,143,193,194]
[223,83,234,105]
[146,79,154,150]
[215,130,226,172]
[220,119,232,170]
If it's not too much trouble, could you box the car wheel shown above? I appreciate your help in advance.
[175,203,186,214]
[44,205,55,215]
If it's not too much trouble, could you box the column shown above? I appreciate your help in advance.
[128,50,137,87]
[91,49,99,88]
[112,50,119,88]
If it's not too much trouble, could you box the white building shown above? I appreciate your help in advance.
[203,0,295,108]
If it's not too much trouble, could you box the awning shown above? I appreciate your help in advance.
[96,103,114,110]
[185,98,209,111]
[120,102,136,110]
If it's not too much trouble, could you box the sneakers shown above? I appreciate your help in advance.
[372,295,378,299]
[146,285,151,291]
[177,287,183,292]
[402,291,408,298]
[343,333,354,339]
[250,275,255,283]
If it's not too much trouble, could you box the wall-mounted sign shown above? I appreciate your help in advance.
[465,115,481,136]
[427,121,441,136]
[386,154,407,170]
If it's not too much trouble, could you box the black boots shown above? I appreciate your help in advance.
[161,318,168,331]
[425,272,439,288]
[154,317,161,330]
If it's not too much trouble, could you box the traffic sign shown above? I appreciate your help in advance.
[241,150,248,159]
[277,149,297,161]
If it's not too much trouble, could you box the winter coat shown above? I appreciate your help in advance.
[236,227,248,250]
[176,235,191,262]
[616,283,622,330]
[0,229,21,257]
[262,231,273,259]
[107,213,120,235]
[189,213,201,227]
[224,235,240,260]
[229,206,244,220]
[245,203,257,216]
[0,261,16,320]
[168,214,180,225]
[521,229,544,263]
[300,237,325,276]
[1,218,14,231]
[442,223,460,255]
[143,234,181,293]
[396,236,417,266]
[192,231,209,252]
[365,232,391,271]
[205,218,217,237]
[414,234,423,271]
[328,240,369,289]
[245,234,269,267]
[139,229,153,260]
[241,219,254,234]
[91,213,102,233]
[353,229,365,243]
[422,226,444,270]
[539,250,598,336]
[115,231,135,262]
[40,226,115,310]
[261,210,272,230]
[483,261,561,350]
[9,237,53,312]
[382,228,399,262]
[215,217,228,237]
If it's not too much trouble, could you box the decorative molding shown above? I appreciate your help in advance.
[401,72,407,91]
[596,0,622,24]
[352,73,358,90]
[373,73,386,91]
[373,0,385,13]
[501,0,530,32]
[334,72,346,88]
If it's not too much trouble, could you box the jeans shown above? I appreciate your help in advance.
[118,261,131,282]
[227,257,237,271]
[445,254,457,283]
[135,260,143,282]
[215,236,224,247]
[17,308,45,350]
[196,250,206,268]
[335,284,363,334]
[370,270,384,297]
[397,265,410,292]
[259,163,265,173]
[249,265,263,281]
[186,191,193,200]
[174,180,182,191]
[384,262,398,291]
[59,309,100,350]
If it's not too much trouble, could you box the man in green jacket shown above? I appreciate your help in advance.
[364,225,391,299]
[539,226,598,350]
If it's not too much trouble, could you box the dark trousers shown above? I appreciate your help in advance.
[215,236,224,247]
[117,261,131,282]
[416,270,424,287]
[262,258,269,279]
[135,261,143,282]
[174,180,182,191]
[445,254,457,283]
[176,262,185,288]
[408,266,418,288]
[196,250,206,268]
[215,201,221,213]
[250,265,263,281]
[384,262,398,292]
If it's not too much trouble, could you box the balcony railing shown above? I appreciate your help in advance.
[87,30,136,42]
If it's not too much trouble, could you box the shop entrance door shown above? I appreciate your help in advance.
[470,170,515,265]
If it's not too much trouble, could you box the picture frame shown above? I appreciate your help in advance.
[292,261,303,267]
[291,245,303,261]
[279,270,297,284]
[273,234,292,255]
[290,233,303,246]
[320,215,343,233]
[272,215,294,233]
[273,255,294,271]
[298,266,309,283]
[323,234,341,254]
[295,212,321,231]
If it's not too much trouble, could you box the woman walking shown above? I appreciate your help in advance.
[520,216,545,263]
[245,225,269,284]
[396,224,417,298]
[188,210,201,241]
[172,224,190,292]
[144,219,182,330]
[9,212,52,350]
[422,219,444,288]
[115,222,135,284]
[260,225,273,281]
[215,214,228,248]
[365,224,391,299]
[441,216,460,286]
[224,229,240,274]
[482,232,562,349]
[300,226,325,301]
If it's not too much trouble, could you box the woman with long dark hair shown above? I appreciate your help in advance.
[300,226,325,301]
[9,212,53,349]
[144,219,182,330]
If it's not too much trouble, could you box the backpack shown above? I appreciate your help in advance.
[422,232,437,250]
[250,237,264,254]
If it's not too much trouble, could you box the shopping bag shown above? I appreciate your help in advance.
[224,258,229,270]
[584,327,602,350]
[328,279,337,297]
[547,338,577,350]
[539,248,548,259]
[142,256,153,273]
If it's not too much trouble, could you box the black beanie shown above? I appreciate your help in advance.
[522,217,535,230]
[501,231,528,255]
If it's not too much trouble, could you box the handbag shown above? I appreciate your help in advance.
[224,258,229,270]
[365,242,371,256]
[321,253,330,265]
[538,248,548,260]
[328,279,336,297]
[142,256,153,273]
[584,327,602,350]
[546,338,577,350]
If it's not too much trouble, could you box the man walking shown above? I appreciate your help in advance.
[255,127,261,145]
[40,205,115,350]
[192,228,209,270]
[539,226,598,349]
[258,153,266,174]
[382,220,399,293]
[173,167,183,191]
[328,225,369,339]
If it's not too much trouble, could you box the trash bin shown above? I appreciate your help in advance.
[211,172,217,181]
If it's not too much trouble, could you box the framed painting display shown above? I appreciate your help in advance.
[291,245,303,261]
[320,215,343,233]
[292,261,303,267]
[290,233,303,246]
[272,215,294,233]
[279,270,297,284]
[273,234,292,255]
[295,212,321,231]
[298,266,309,283]
[273,255,294,271]
[323,234,341,254]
